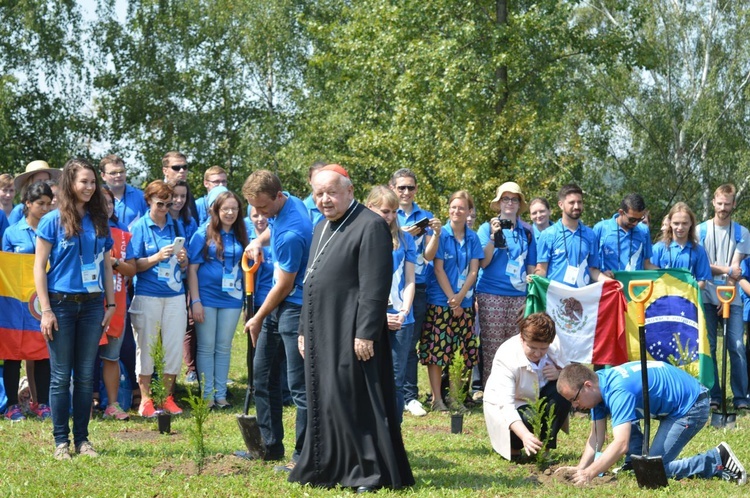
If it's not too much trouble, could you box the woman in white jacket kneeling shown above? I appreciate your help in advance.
[483,312,570,460]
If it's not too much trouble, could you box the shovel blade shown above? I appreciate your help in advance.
[710,411,737,429]
[632,455,669,489]
[236,414,266,460]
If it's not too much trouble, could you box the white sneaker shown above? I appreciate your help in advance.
[405,399,427,417]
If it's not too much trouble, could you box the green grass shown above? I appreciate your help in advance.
[2,330,749,497]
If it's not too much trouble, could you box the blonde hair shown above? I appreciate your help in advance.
[365,185,402,250]
[662,202,698,245]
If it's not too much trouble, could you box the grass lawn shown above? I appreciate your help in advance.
[2,329,749,497]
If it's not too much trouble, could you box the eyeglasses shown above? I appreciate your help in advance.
[621,211,646,224]
[170,164,188,172]
[220,207,238,214]
[569,384,584,404]
[396,185,416,192]
[153,200,174,209]
[105,169,126,176]
[500,197,520,204]
[207,179,228,186]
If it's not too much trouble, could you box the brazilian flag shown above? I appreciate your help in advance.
[614,269,714,389]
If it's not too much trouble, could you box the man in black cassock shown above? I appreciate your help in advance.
[288,165,414,493]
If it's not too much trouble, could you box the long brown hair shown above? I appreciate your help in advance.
[57,158,109,238]
[205,191,249,261]
[662,202,698,246]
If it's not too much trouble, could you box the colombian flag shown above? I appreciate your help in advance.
[0,252,46,360]
[614,269,714,389]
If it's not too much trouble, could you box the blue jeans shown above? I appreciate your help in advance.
[390,323,414,424]
[253,301,306,461]
[196,306,241,401]
[47,299,104,447]
[705,303,748,406]
[404,285,427,404]
[627,390,720,479]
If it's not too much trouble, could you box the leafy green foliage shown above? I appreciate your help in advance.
[182,376,212,473]
[150,330,168,407]
[523,392,556,469]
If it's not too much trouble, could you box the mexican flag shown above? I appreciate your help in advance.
[525,276,627,367]
[614,269,714,389]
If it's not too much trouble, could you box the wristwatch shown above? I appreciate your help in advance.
[113,258,120,269]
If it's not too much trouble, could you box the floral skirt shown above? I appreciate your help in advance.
[476,293,526,388]
[418,303,478,367]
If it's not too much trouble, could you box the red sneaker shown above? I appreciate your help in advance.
[162,395,183,415]
[139,398,158,418]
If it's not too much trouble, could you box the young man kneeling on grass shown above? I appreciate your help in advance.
[557,362,746,485]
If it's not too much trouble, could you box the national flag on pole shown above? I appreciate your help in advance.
[525,276,627,366]
[0,252,46,360]
[614,269,714,389]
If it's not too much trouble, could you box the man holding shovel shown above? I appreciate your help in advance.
[557,362,746,485]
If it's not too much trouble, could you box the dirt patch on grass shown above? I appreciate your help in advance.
[526,465,617,486]
[153,453,251,477]
[110,427,176,443]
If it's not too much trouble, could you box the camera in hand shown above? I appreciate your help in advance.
[493,218,514,248]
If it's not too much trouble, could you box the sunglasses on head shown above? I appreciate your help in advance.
[170,164,188,172]
[396,185,416,192]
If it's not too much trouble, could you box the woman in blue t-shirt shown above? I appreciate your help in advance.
[2,181,53,421]
[34,158,116,460]
[476,182,537,390]
[651,202,711,287]
[420,190,483,412]
[188,191,248,408]
[129,181,189,418]
[366,186,417,424]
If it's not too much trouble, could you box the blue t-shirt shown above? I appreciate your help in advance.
[302,194,324,227]
[247,223,274,307]
[130,211,185,297]
[268,194,312,306]
[650,240,711,282]
[397,202,434,286]
[387,231,417,325]
[175,216,198,243]
[537,219,600,287]
[2,218,37,254]
[593,214,654,272]
[426,224,483,308]
[188,225,244,309]
[475,221,537,297]
[532,221,553,243]
[741,257,750,321]
[196,196,208,226]
[7,203,23,226]
[113,185,148,230]
[592,361,702,428]
[37,210,114,294]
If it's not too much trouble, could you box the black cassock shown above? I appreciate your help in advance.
[288,202,414,489]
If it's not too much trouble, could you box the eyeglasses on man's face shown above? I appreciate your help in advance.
[396,185,416,192]
[170,164,188,172]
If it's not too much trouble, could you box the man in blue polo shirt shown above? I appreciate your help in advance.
[243,169,312,469]
[99,154,147,229]
[594,193,659,275]
[535,183,606,287]
[557,362,746,485]
[390,168,440,417]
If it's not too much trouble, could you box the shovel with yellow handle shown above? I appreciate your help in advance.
[627,279,668,489]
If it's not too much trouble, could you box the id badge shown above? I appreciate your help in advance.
[81,262,101,293]
[594,451,604,477]
[505,259,521,278]
[563,264,579,285]
[713,275,728,286]
[157,261,172,281]
[222,272,235,292]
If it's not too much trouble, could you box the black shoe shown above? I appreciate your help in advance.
[613,461,634,475]
[718,442,747,485]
